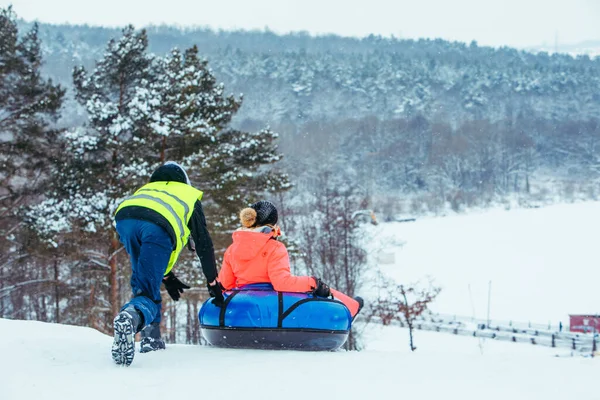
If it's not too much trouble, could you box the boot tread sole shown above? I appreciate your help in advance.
[111,313,135,366]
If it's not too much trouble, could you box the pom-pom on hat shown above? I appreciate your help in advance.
[240,208,257,228]
[239,200,278,228]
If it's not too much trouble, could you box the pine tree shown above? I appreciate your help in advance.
[0,6,64,319]
[151,46,291,341]
[26,26,159,330]
[26,26,290,336]
[155,45,291,248]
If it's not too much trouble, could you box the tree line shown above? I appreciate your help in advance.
[273,114,600,218]
[5,7,597,349]
[23,20,600,126]
[1,8,369,348]
[22,18,600,213]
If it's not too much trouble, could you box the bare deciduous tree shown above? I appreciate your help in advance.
[371,278,441,351]
[288,170,369,350]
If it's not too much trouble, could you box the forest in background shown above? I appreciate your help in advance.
[1,9,372,348]
[2,8,599,348]
[23,19,600,214]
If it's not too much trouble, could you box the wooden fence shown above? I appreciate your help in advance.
[367,313,598,355]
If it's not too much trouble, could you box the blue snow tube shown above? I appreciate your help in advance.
[199,283,352,351]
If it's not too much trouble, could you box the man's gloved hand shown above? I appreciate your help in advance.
[207,281,225,307]
[163,272,190,301]
[312,277,331,298]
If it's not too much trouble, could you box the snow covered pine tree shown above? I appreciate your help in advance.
[0,6,65,320]
[26,25,290,346]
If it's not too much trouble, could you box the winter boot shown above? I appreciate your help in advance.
[139,322,166,353]
[352,296,365,323]
[111,306,142,366]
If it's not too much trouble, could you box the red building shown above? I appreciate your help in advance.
[569,315,600,333]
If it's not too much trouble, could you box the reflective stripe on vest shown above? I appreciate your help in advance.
[138,188,191,223]
[115,181,203,275]
[122,193,186,248]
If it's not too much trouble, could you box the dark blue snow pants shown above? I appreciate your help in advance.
[115,219,173,329]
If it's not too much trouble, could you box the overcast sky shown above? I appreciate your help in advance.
[2,0,599,48]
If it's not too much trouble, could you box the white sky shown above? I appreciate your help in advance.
[2,0,599,48]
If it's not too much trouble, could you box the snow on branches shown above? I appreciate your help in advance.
[25,191,113,247]
[27,24,289,250]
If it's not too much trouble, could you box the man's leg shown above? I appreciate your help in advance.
[112,219,144,366]
[140,322,166,353]
[140,285,165,353]
[112,220,171,365]
[126,221,171,324]
[130,221,172,353]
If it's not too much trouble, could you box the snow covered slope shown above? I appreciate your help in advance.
[1,318,598,400]
[373,202,600,325]
[3,203,599,399]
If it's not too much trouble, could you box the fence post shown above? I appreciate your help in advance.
[551,334,555,348]
[593,327,597,357]
[572,338,576,350]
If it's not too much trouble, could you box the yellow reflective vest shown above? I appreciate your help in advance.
[116,181,203,275]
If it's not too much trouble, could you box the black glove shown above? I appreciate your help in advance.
[312,277,331,298]
[163,272,190,301]
[207,281,225,307]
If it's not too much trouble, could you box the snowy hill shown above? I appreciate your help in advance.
[372,201,600,326]
[527,41,600,58]
[1,317,598,400]
[3,202,600,399]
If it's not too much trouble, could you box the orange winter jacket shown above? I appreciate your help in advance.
[218,230,317,292]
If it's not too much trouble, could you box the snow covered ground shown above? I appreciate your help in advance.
[3,202,600,399]
[1,317,598,400]
[371,201,600,326]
